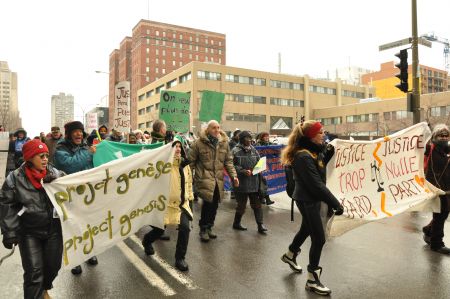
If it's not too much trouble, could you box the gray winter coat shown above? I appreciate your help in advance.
[232,144,260,193]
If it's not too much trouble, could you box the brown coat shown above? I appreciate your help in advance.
[188,129,237,202]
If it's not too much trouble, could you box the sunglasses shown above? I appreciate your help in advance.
[437,134,449,138]
[39,153,50,159]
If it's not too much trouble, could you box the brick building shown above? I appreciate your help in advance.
[109,19,226,129]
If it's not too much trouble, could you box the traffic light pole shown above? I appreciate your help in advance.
[411,0,420,124]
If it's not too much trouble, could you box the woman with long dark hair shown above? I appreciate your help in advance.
[280,120,343,296]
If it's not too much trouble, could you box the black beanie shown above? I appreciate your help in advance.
[238,131,252,143]
[64,121,86,138]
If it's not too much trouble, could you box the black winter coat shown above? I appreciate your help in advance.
[0,164,64,241]
[425,142,450,209]
[291,137,340,210]
[232,144,260,193]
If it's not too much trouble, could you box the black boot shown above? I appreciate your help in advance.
[199,226,210,242]
[265,195,275,205]
[254,209,267,234]
[71,265,82,275]
[175,259,189,271]
[233,213,247,231]
[87,256,98,265]
[207,225,217,239]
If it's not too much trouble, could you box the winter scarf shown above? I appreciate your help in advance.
[25,165,47,189]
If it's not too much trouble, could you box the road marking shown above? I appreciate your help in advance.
[129,235,198,290]
[117,242,176,296]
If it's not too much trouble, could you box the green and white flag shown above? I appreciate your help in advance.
[93,140,163,167]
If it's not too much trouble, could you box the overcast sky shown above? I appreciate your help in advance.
[1,0,449,137]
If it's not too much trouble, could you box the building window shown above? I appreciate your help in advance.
[139,123,145,129]
[197,71,221,81]
[172,61,176,66]
[270,80,304,90]
[146,90,154,98]
[205,48,209,53]
[167,79,177,88]
[138,108,145,115]
[162,68,166,74]
[156,30,159,36]
[226,74,266,86]
[138,94,145,101]
[225,113,266,122]
[146,48,150,54]
[146,105,153,113]
[270,98,304,107]
[195,55,199,60]
[155,85,165,94]
[146,121,152,128]
[179,72,192,83]
[162,50,166,56]
[225,94,266,104]
[179,52,183,58]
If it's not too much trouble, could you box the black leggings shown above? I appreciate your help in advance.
[289,201,325,271]
[19,229,63,299]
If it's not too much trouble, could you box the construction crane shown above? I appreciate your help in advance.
[420,32,450,72]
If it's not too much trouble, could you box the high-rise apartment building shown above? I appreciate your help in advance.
[109,19,226,129]
[0,61,21,131]
[51,92,74,130]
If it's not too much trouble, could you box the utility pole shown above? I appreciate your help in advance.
[411,0,420,124]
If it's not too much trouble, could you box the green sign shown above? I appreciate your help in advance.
[199,90,225,122]
[159,90,190,132]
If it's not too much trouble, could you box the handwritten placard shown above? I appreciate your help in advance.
[159,90,190,132]
[114,81,131,133]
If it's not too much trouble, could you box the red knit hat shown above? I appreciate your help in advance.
[303,122,323,139]
[22,139,49,161]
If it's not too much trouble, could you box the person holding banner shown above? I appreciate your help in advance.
[280,120,343,296]
[188,120,238,242]
[422,124,450,254]
[0,139,65,299]
[231,131,268,234]
[54,121,99,275]
[142,138,194,271]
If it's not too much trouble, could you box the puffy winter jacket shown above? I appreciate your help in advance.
[0,164,64,241]
[54,139,93,174]
[188,130,237,202]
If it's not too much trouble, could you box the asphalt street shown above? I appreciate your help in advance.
[1,192,450,299]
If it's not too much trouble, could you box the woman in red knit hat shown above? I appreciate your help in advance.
[0,139,65,299]
[280,120,343,296]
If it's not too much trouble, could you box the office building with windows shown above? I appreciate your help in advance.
[136,61,374,135]
[0,61,21,131]
[51,92,74,130]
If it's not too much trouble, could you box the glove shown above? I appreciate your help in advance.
[3,237,18,249]
[334,205,344,216]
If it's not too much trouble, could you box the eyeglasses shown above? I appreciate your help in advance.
[437,134,449,138]
[39,153,50,159]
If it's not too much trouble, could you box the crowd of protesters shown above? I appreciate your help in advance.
[1,119,449,298]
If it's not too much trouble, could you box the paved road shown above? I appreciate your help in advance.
[1,192,450,298]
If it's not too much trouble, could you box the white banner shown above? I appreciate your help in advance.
[86,112,98,132]
[327,122,442,237]
[44,143,174,268]
[113,81,131,133]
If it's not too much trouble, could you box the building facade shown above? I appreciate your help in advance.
[136,62,374,135]
[362,61,448,99]
[51,92,74,130]
[315,91,450,137]
[109,19,226,129]
[0,61,21,131]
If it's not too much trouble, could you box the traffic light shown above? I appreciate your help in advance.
[395,49,408,93]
